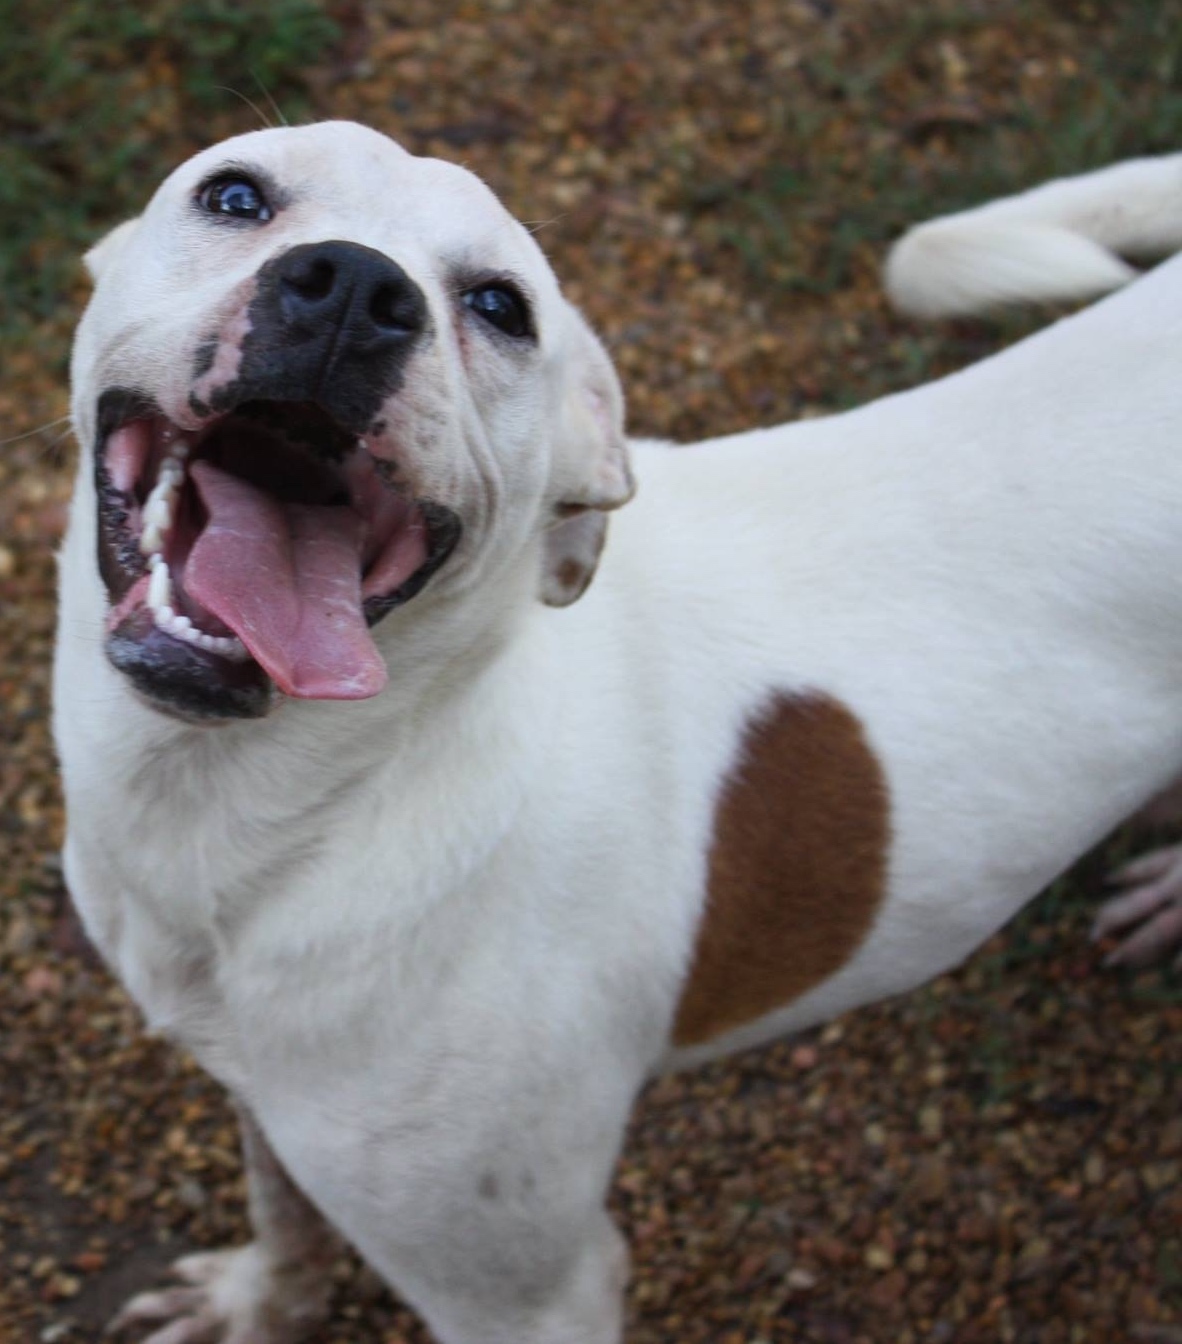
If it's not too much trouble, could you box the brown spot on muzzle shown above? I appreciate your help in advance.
[672,692,890,1048]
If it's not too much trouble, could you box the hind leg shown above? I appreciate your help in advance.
[1093,777,1182,966]
[1094,843,1182,966]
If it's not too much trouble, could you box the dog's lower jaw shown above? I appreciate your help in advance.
[107,609,275,722]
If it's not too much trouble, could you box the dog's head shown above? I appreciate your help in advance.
[69,121,632,721]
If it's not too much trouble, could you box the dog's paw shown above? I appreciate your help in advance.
[108,1243,330,1344]
[1093,843,1182,967]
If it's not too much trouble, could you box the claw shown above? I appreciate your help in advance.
[108,1298,220,1343]
[1094,843,1182,965]
[139,1316,221,1344]
[171,1251,230,1288]
[108,1287,206,1333]
[106,1244,329,1344]
[1104,900,1182,968]
[1107,843,1182,887]
[1092,881,1177,940]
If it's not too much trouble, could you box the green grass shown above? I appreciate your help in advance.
[0,0,338,365]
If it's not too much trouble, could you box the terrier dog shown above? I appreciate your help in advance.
[55,124,1182,1342]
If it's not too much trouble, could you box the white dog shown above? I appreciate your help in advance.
[54,123,1182,1344]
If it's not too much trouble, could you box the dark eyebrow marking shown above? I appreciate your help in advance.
[192,161,292,215]
[445,257,537,305]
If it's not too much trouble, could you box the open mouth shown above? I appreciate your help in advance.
[95,389,460,720]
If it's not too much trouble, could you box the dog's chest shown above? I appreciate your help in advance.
[64,742,346,1090]
[69,836,240,1090]
[60,700,542,1097]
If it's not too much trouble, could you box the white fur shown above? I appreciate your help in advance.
[885,154,1182,317]
[57,125,1182,1343]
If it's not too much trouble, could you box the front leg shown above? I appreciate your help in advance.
[111,1103,339,1344]
[248,1042,641,1344]
[414,1211,629,1344]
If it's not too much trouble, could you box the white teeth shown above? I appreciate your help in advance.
[200,633,250,661]
[147,559,173,611]
[148,604,247,661]
[143,471,179,524]
[179,626,250,660]
[134,427,248,665]
[138,434,190,560]
[140,522,164,556]
[139,472,178,557]
[143,496,171,531]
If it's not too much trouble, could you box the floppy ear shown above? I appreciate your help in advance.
[84,218,140,282]
[540,506,610,607]
[540,316,634,607]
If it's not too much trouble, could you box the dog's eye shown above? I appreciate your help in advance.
[463,285,532,339]
[198,176,273,222]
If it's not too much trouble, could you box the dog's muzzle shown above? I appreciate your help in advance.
[93,242,461,723]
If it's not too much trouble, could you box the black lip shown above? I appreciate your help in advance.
[108,607,274,721]
[97,387,158,440]
[94,388,156,605]
[94,388,464,721]
[363,500,463,624]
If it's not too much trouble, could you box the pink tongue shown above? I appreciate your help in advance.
[186,461,388,700]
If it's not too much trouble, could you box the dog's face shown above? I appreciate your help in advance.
[69,121,632,721]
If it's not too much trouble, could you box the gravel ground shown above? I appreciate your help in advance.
[2,2,1180,1341]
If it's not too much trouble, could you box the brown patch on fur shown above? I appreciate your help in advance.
[540,509,608,607]
[673,692,889,1047]
[555,558,585,591]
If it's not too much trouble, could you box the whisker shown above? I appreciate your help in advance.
[251,70,289,129]
[33,424,78,466]
[524,216,565,235]
[62,626,109,650]
[0,416,72,450]
[214,85,274,131]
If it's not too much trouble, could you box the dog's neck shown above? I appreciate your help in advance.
[56,541,558,971]
[169,570,539,761]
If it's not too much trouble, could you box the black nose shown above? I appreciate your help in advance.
[207,240,432,429]
[276,241,427,351]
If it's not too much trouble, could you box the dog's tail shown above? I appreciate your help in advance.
[884,155,1182,318]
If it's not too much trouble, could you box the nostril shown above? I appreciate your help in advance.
[369,283,422,333]
[285,257,336,303]
[273,242,427,343]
